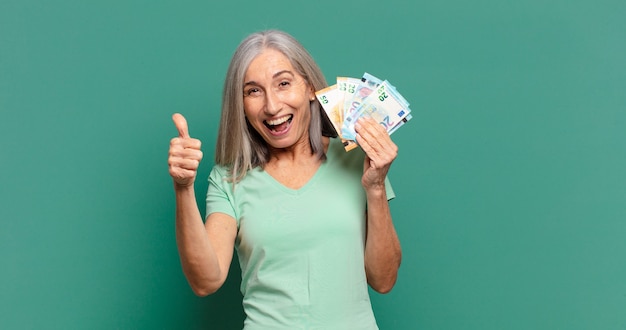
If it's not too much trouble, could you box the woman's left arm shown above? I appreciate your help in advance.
[355,117,402,294]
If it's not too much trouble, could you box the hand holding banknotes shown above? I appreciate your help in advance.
[355,117,398,191]
[316,72,411,151]
[168,113,203,188]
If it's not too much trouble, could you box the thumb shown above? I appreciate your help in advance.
[172,113,190,138]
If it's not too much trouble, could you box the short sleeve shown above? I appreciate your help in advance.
[205,165,237,222]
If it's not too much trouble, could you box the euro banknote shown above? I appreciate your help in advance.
[316,73,412,151]
[315,84,358,151]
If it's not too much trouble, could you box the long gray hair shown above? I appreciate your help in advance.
[215,30,336,182]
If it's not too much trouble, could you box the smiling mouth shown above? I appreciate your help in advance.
[264,115,293,133]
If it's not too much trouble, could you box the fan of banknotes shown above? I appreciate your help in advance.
[315,72,412,151]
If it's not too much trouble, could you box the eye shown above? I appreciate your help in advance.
[278,81,290,88]
[244,87,262,96]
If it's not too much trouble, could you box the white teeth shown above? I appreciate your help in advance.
[266,115,291,126]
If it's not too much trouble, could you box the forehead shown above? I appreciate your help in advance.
[245,48,295,80]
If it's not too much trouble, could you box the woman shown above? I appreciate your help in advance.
[168,29,401,329]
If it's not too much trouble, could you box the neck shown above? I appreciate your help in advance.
[266,136,330,166]
[268,138,314,165]
[262,136,330,190]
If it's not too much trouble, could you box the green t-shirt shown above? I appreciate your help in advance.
[206,138,394,330]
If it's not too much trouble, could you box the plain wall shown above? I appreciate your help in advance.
[1,0,625,329]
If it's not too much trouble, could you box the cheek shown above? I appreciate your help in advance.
[286,91,310,109]
[243,99,258,118]
[297,102,312,126]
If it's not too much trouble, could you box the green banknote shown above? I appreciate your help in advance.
[342,80,411,140]
[316,73,412,151]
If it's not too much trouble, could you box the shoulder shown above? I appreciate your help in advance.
[208,164,264,191]
[208,164,230,181]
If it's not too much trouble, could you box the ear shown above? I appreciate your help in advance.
[309,86,316,101]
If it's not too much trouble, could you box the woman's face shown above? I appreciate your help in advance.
[242,48,315,150]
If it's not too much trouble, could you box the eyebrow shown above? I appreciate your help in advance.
[243,70,295,87]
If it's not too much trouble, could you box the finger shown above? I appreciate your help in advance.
[180,148,203,162]
[356,118,397,165]
[172,113,190,138]
[362,118,397,152]
[169,145,203,163]
[357,136,384,169]
[171,158,201,171]
[182,138,202,150]
[170,137,202,150]
[355,118,386,150]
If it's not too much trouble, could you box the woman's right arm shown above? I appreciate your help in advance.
[169,113,237,296]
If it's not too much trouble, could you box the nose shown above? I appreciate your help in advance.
[264,89,282,116]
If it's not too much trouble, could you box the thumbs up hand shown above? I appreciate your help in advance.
[168,113,203,188]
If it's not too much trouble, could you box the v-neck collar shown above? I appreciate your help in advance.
[255,138,340,195]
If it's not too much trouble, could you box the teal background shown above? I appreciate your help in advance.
[1,0,625,329]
